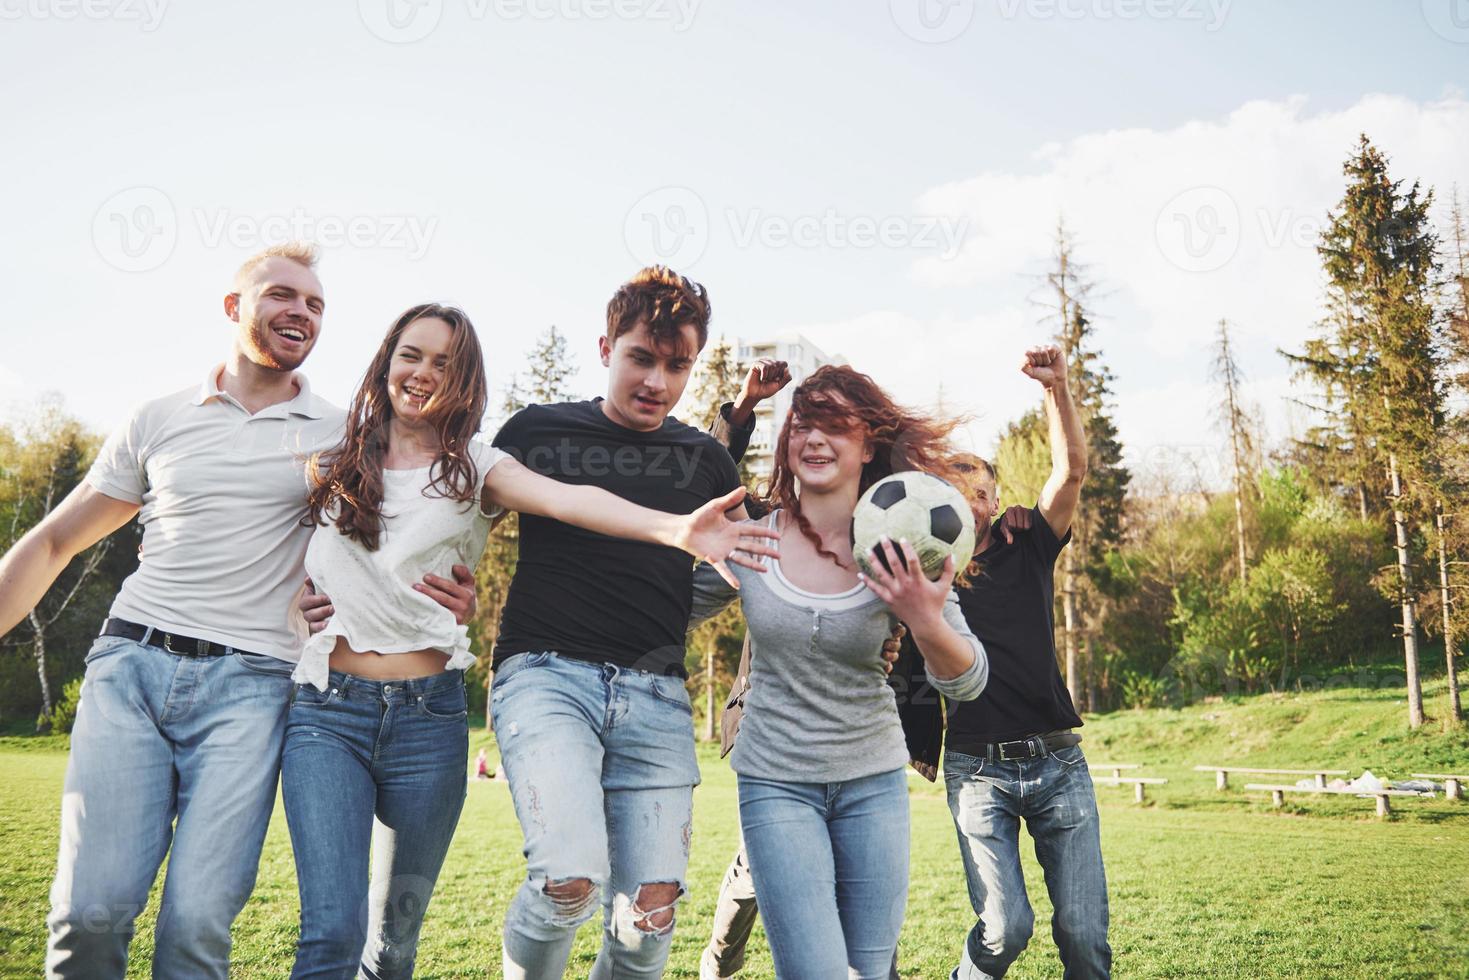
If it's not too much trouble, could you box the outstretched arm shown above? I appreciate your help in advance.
[1022,345,1088,540]
[0,484,138,638]
[484,458,777,588]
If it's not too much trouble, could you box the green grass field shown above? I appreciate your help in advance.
[2,670,1467,978]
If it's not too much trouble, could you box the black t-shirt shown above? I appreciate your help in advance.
[944,505,1084,748]
[490,399,742,678]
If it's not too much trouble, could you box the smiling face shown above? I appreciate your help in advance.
[598,319,700,431]
[229,256,324,372]
[786,396,873,496]
[386,316,453,424]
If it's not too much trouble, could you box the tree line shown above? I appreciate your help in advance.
[2,133,1463,734]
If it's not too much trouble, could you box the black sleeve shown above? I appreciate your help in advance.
[490,405,539,462]
[1029,503,1072,566]
[708,433,742,496]
[709,402,756,464]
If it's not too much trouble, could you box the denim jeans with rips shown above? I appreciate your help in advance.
[491,651,701,980]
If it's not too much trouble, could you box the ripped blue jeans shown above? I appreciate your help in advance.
[491,652,700,980]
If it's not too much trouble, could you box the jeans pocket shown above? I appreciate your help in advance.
[944,750,986,780]
[1050,745,1086,770]
[649,674,693,714]
[492,651,551,691]
[418,685,468,721]
[293,683,337,707]
[234,651,295,678]
[84,634,134,665]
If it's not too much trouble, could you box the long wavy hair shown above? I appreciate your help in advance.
[305,304,488,551]
[766,365,970,567]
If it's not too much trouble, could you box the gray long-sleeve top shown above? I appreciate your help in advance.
[691,513,988,784]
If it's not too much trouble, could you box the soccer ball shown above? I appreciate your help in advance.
[851,472,975,581]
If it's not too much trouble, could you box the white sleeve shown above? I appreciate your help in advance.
[472,440,512,519]
[86,406,148,505]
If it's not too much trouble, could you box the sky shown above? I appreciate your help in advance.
[2,0,1466,488]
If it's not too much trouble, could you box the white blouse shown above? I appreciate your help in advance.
[292,440,509,690]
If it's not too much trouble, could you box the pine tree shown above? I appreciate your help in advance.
[1291,135,1443,728]
[1212,320,1256,582]
[1034,221,1129,710]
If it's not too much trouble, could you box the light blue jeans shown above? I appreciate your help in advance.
[45,633,294,980]
[491,651,701,980]
[281,669,469,980]
[736,767,910,980]
[944,745,1112,979]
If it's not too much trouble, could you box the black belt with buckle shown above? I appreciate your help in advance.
[101,617,244,658]
[956,730,1082,762]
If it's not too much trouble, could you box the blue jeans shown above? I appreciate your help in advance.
[281,669,469,980]
[491,651,701,980]
[736,768,910,980]
[45,633,295,980]
[944,746,1111,979]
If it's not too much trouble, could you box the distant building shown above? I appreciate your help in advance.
[736,334,847,483]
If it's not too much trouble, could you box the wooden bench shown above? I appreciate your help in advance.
[1092,776,1167,803]
[1195,765,1349,791]
[1088,763,1142,779]
[1244,782,1431,818]
[1411,773,1467,801]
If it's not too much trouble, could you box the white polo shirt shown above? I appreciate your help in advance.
[87,367,346,662]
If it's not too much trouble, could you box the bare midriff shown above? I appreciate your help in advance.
[327,637,450,680]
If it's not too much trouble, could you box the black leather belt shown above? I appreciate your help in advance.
[954,730,1082,762]
[101,617,245,658]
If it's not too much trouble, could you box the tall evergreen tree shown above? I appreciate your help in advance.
[1289,135,1443,727]
[1034,221,1129,710]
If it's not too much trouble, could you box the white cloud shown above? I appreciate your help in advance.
[773,94,1469,486]
[910,93,1469,360]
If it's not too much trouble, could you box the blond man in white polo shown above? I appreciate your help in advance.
[0,244,471,980]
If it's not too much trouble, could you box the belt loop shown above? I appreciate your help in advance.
[139,625,155,646]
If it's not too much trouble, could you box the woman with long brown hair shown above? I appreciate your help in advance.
[279,303,771,980]
[689,364,989,979]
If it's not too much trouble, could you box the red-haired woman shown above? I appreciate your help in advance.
[281,304,771,980]
[689,365,990,978]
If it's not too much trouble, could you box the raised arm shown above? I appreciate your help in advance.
[1023,345,1088,540]
[483,457,777,588]
[0,484,139,638]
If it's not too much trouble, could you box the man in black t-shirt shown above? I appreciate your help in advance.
[488,267,787,980]
[944,345,1111,980]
